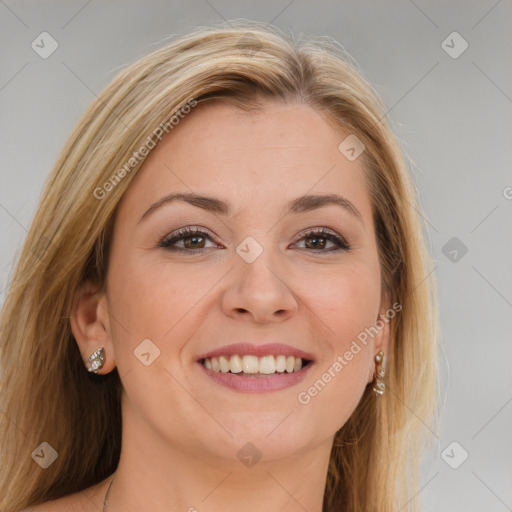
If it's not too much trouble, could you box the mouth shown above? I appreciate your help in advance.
[196,343,315,393]
[200,354,312,377]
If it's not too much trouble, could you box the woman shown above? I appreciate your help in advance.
[0,20,440,512]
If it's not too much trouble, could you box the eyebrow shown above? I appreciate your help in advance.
[138,192,364,224]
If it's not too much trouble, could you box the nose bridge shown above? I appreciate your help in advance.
[222,234,298,322]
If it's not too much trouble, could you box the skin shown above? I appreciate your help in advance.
[30,100,390,511]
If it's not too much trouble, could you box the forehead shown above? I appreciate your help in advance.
[117,99,372,223]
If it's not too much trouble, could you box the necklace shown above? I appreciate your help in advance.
[102,473,116,512]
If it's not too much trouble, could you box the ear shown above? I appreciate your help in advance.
[366,298,394,384]
[70,280,116,374]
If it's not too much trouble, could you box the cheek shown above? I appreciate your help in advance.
[294,277,378,436]
[105,257,225,437]
[295,261,381,409]
[106,255,225,366]
[305,261,382,347]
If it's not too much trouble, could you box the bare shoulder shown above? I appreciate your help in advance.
[18,477,111,512]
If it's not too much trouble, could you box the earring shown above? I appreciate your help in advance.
[373,350,385,396]
[87,347,105,373]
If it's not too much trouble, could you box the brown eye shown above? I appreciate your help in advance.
[294,228,350,252]
[304,235,328,250]
[160,227,219,253]
[182,234,206,249]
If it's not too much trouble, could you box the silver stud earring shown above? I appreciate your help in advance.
[87,347,105,373]
[373,350,386,396]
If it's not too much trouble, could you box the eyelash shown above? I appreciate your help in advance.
[159,226,351,254]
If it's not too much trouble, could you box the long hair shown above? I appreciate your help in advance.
[0,20,440,511]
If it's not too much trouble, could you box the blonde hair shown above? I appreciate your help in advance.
[0,20,440,511]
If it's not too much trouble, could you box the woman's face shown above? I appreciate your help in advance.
[99,100,389,462]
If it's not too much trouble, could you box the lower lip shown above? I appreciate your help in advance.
[198,362,314,393]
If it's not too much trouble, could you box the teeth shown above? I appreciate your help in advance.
[276,355,286,372]
[202,355,307,375]
[259,355,276,374]
[230,354,242,373]
[219,355,230,373]
[242,355,259,374]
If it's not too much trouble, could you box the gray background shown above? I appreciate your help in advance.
[1,1,511,510]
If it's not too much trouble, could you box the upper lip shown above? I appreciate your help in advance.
[197,343,315,362]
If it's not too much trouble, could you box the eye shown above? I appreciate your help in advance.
[159,226,221,253]
[159,226,351,254]
[292,227,351,252]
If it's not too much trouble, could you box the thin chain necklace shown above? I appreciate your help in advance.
[102,473,116,512]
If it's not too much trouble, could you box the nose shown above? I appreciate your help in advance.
[221,249,299,324]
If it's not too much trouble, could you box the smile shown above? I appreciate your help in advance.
[197,343,315,393]
[202,354,309,376]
